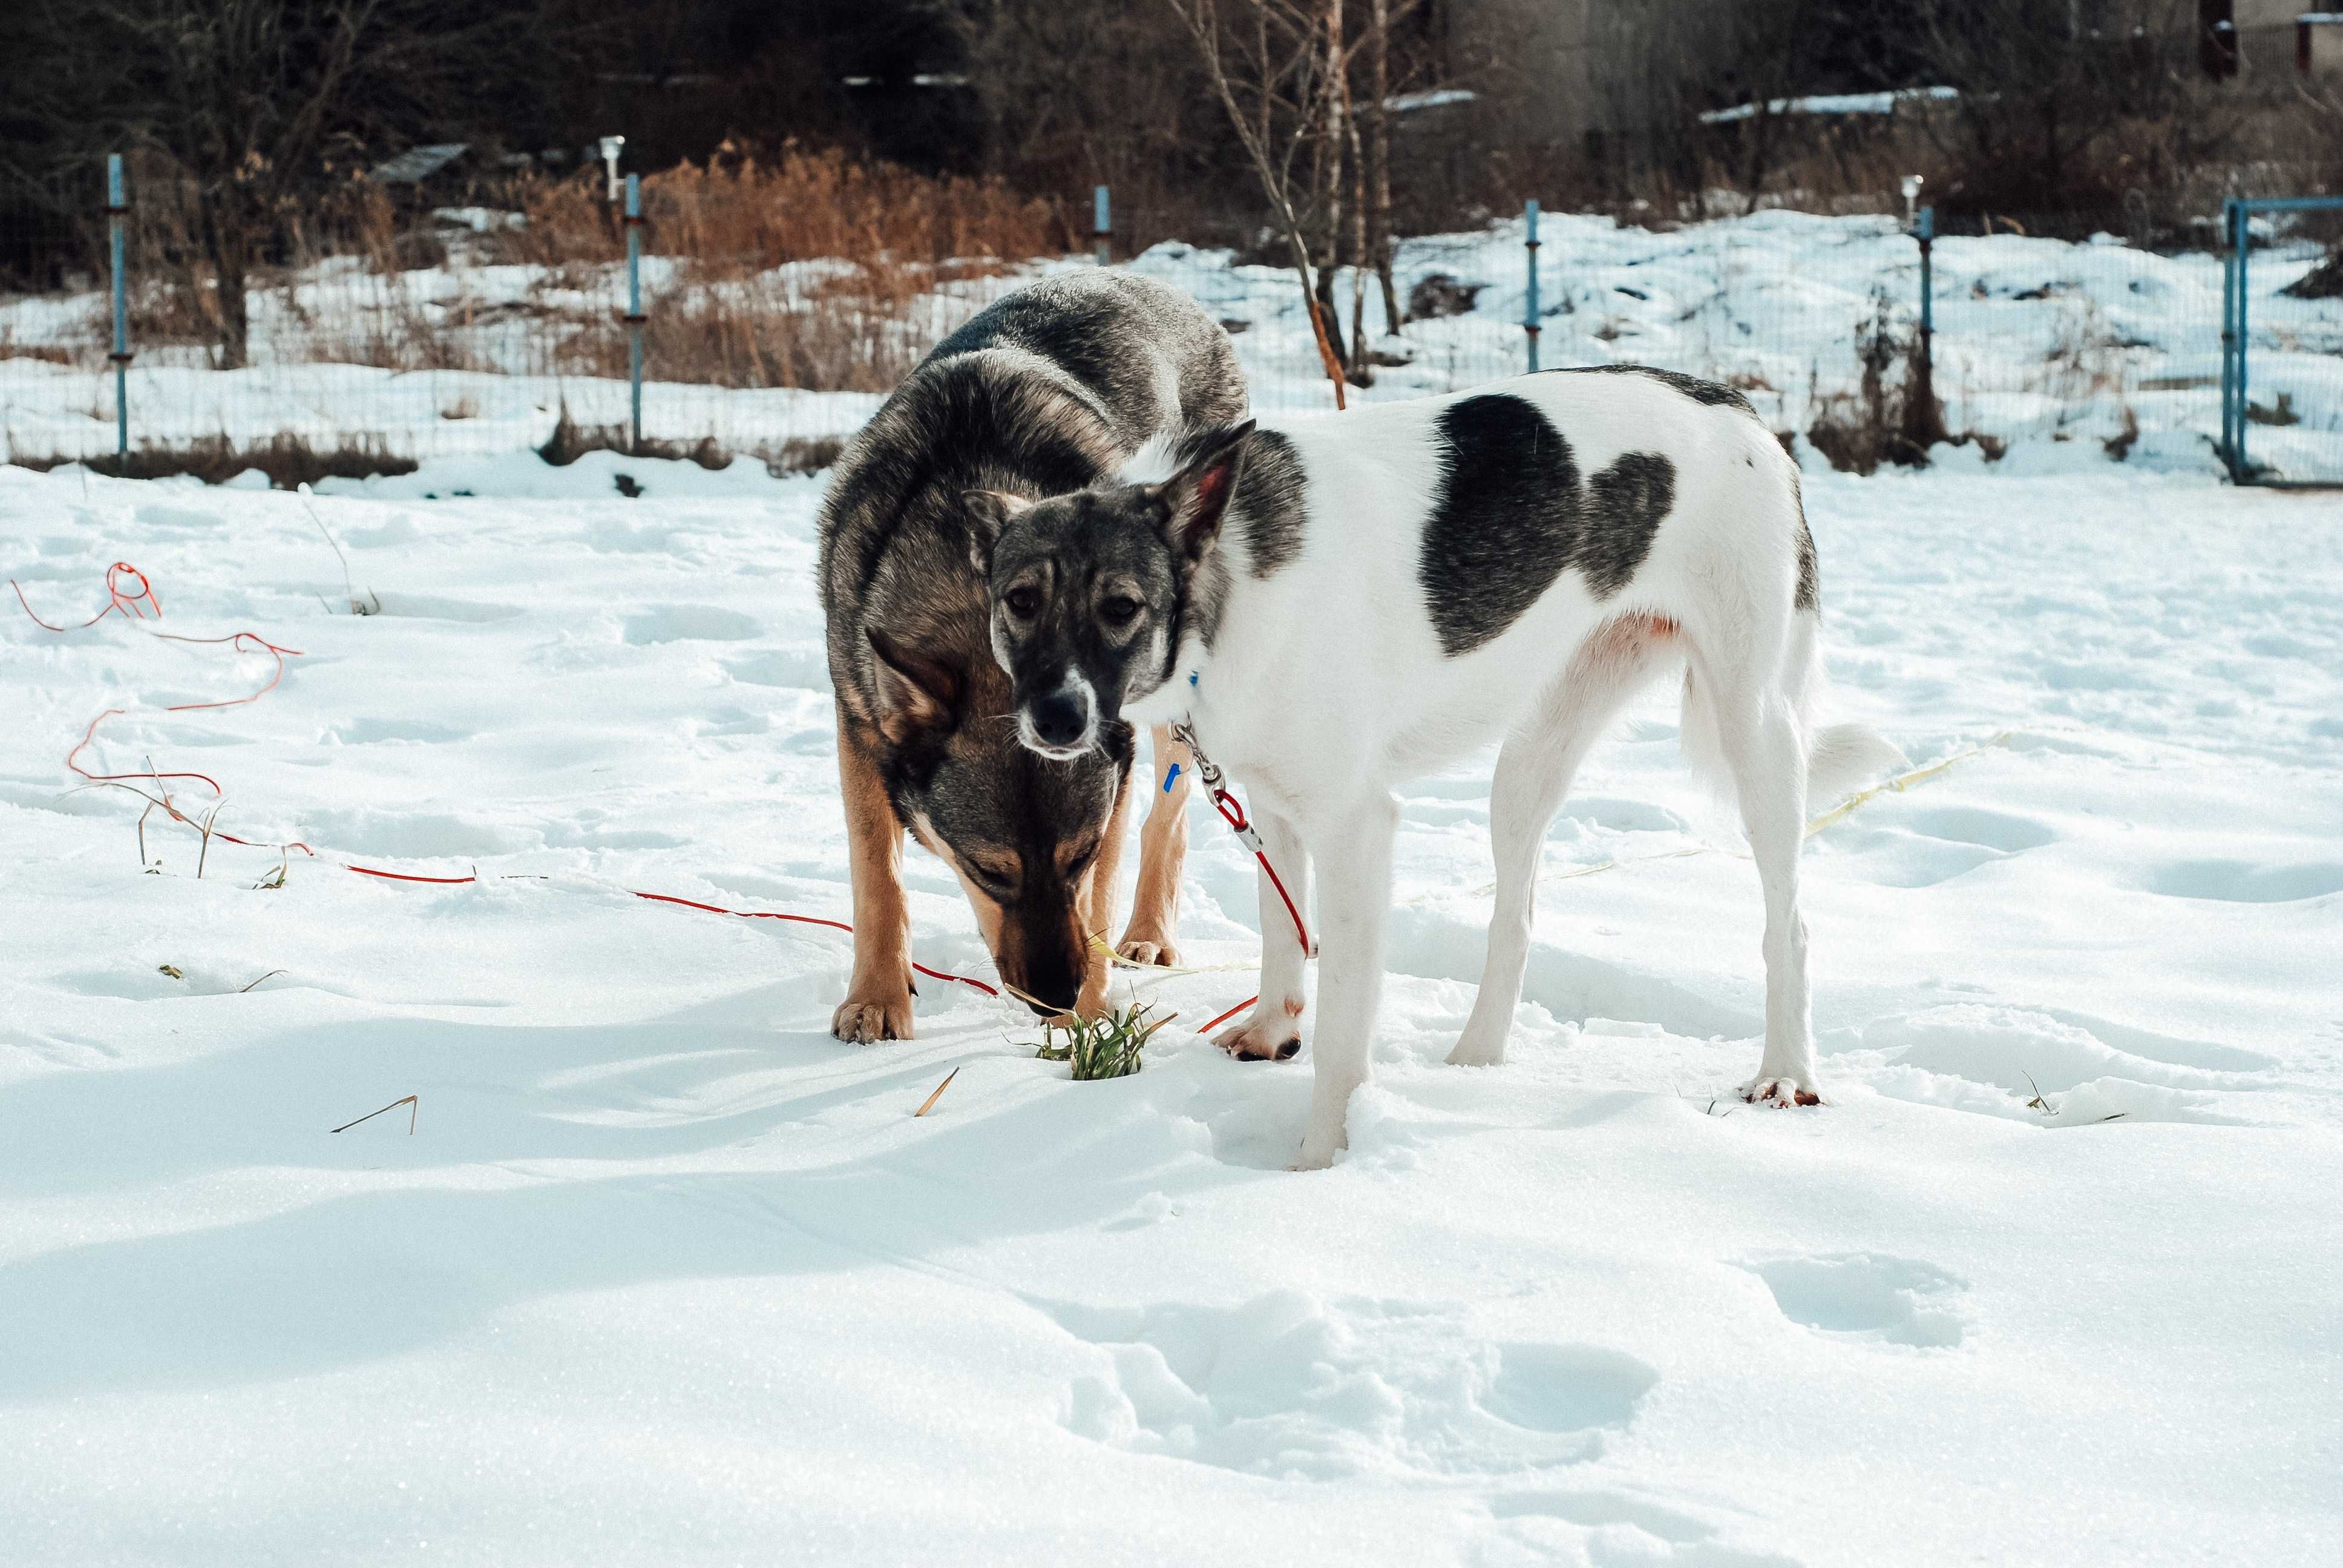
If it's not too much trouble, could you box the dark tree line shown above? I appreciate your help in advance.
[2,0,2318,368]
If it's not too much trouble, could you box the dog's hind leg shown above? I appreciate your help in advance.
[831,705,916,1044]
[1449,621,1670,1068]
[1116,726,1193,967]
[1213,800,1312,1063]
[1694,647,1821,1106]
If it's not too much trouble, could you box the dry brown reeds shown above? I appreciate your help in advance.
[496,144,1070,273]
[480,145,1074,392]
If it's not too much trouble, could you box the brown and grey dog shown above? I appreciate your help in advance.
[818,271,1247,1040]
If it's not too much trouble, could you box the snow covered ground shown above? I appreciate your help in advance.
[5,207,2338,480]
[4,449,2339,1564]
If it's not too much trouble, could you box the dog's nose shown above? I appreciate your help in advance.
[1031,689,1090,748]
[1024,994,1064,1020]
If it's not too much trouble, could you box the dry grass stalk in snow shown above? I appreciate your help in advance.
[1035,1003,1177,1082]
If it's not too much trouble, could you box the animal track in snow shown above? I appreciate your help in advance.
[1825,797,2059,889]
[724,649,828,689]
[2141,858,2343,904]
[1745,1253,1967,1349]
[584,518,682,555]
[1860,1005,2264,1095]
[1891,805,2056,854]
[622,605,761,645]
[1048,1291,1656,1480]
[324,717,468,745]
[368,592,523,623]
[1561,795,1690,834]
[1486,1489,1801,1567]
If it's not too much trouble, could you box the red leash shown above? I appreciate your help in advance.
[11,563,998,999]
[1194,779,1315,1037]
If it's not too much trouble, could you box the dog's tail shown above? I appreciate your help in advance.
[1678,615,1904,809]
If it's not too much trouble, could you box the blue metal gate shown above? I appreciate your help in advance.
[2221,196,2343,486]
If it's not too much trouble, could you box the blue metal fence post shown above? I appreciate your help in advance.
[623,173,644,454]
[106,154,129,457]
[2233,200,2252,482]
[1915,205,1934,344]
[1093,185,1111,266]
[2220,197,2240,477]
[1523,198,1541,373]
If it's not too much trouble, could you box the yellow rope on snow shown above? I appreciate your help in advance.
[1798,730,2015,836]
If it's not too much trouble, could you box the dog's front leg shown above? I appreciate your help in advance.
[1212,801,1311,1062]
[831,705,915,1043]
[1073,756,1136,1021]
[1293,792,1398,1169]
[1115,726,1192,967]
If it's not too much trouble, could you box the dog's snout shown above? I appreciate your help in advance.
[1020,958,1083,1018]
[1030,688,1090,748]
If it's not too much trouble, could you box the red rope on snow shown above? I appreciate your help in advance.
[14,559,1000,1000]
[8,561,161,630]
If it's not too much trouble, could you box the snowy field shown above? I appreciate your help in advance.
[4,450,2341,1565]
[5,207,2339,480]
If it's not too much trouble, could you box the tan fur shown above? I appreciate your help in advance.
[1115,726,1193,967]
[1073,767,1136,1018]
[831,704,915,1043]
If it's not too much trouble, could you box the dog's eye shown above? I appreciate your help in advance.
[1099,596,1141,627]
[1004,586,1041,619]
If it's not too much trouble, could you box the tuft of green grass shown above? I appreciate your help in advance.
[1035,1002,1176,1082]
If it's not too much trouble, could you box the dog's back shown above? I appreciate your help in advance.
[821,272,1245,714]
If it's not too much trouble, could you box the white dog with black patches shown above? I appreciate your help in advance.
[966,368,1899,1169]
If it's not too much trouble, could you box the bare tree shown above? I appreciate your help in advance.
[1363,0,1402,333]
[1910,0,2206,212]
[18,0,571,368]
[1163,0,1352,405]
[949,0,1216,229]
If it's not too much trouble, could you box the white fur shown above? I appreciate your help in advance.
[1019,670,1099,760]
[1122,374,1895,1169]
[1118,428,1191,486]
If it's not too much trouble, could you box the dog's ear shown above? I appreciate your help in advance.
[867,626,965,740]
[961,490,1028,574]
[1158,420,1256,566]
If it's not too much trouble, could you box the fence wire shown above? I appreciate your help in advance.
[2,172,2337,485]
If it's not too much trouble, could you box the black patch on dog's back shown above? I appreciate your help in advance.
[1421,394,1583,656]
[1234,429,1308,577]
[1542,363,1760,419]
[1418,394,1679,656]
[1582,451,1674,598]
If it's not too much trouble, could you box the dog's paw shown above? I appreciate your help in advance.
[1740,1073,1824,1108]
[1213,1004,1303,1062]
[1445,1022,1509,1068]
[832,985,914,1044]
[1292,1123,1346,1170]
[1114,933,1181,969]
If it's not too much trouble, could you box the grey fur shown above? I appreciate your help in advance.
[1542,362,1761,420]
[979,429,1254,742]
[1232,428,1308,578]
[1791,466,1820,612]
[1417,394,1680,658]
[1582,451,1675,599]
[816,272,1246,1007]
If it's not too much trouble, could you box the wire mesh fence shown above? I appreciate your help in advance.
[2,165,2338,484]
[2220,197,2343,486]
